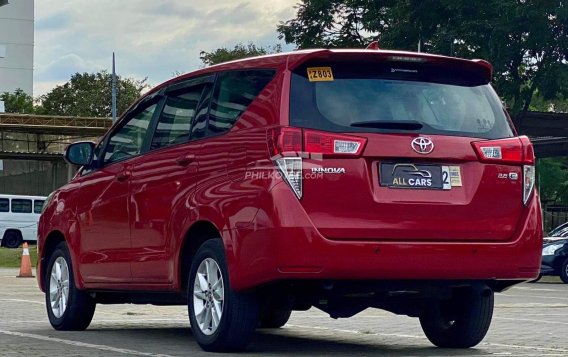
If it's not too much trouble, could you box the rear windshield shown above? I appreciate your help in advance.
[290,61,514,139]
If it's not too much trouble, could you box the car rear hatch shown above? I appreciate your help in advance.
[270,51,535,242]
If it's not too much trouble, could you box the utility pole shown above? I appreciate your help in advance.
[111,52,117,123]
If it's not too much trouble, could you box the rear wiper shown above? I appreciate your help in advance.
[350,120,423,130]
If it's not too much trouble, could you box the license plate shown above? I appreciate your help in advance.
[379,163,454,190]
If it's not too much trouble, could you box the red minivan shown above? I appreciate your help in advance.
[37,48,542,352]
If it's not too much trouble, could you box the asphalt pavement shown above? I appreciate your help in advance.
[1,268,567,356]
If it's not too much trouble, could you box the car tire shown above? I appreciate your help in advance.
[419,288,494,348]
[187,239,259,352]
[2,231,22,249]
[259,308,292,328]
[45,242,96,330]
[560,258,568,284]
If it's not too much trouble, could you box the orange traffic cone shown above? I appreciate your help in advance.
[17,243,34,278]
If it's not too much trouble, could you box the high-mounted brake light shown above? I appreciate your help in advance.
[387,56,427,63]
[472,136,536,205]
[267,127,367,199]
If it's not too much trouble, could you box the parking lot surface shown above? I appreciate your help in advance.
[1,268,567,356]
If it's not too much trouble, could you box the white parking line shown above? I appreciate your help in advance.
[0,329,179,357]
[514,287,563,292]
[0,298,43,305]
[286,324,568,354]
[494,317,568,325]
[501,294,568,301]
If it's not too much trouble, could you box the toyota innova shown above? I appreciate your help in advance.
[37,48,542,352]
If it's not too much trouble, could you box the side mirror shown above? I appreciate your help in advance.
[64,141,95,166]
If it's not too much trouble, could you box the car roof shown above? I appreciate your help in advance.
[106,48,493,135]
[147,48,493,96]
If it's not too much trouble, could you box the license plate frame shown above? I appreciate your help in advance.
[379,162,452,190]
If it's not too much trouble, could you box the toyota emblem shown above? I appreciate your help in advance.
[411,137,434,154]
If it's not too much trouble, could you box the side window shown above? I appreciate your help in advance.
[34,200,44,214]
[12,199,32,213]
[190,85,212,140]
[208,70,275,134]
[0,199,9,212]
[151,86,204,150]
[103,104,156,164]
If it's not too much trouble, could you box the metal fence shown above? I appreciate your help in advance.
[543,208,568,235]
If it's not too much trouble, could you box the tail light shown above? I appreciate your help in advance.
[472,136,536,205]
[304,130,366,155]
[267,127,367,199]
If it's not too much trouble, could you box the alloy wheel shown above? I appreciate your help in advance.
[192,258,224,335]
[49,257,70,318]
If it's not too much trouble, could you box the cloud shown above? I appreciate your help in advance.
[35,11,72,31]
[35,53,102,82]
[33,0,299,96]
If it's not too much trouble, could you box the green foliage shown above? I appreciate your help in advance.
[0,246,37,268]
[277,1,568,117]
[200,43,282,66]
[537,158,568,204]
[530,92,568,113]
[39,71,148,117]
[0,88,34,114]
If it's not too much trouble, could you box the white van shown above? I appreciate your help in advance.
[0,194,47,248]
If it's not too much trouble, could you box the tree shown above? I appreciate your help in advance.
[200,43,282,66]
[39,71,148,117]
[538,158,568,204]
[277,1,568,118]
[0,88,34,114]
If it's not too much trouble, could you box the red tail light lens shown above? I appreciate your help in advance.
[472,136,536,205]
[472,136,534,165]
[267,127,367,200]
[268,127,367,157]
[304,129,366,156]
[267,127,302,157]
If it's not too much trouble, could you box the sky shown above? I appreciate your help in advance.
[34,0,298,96]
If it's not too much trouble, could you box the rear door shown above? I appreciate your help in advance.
[289,57,529,242]
[128,77,212,283]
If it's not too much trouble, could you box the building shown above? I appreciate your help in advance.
[0,0,34,97]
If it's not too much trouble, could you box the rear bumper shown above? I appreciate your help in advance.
[226,183,543,291]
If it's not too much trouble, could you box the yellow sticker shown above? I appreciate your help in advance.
[307,67,334,82]
[449,166,462,187]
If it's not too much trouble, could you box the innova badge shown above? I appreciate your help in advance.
[411,137,434,154]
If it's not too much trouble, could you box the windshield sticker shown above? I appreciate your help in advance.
[307,67,334,82]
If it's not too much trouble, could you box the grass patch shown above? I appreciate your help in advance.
[0,246,38,268]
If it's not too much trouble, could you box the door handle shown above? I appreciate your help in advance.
[116,170,131,181]
[176,154,195,166]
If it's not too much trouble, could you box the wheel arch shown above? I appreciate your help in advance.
[178,220,222,294]
[39,230,66,291]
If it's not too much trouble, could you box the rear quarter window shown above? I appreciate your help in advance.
[208,69,275,134]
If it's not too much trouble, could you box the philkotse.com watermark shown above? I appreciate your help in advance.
[244,170,323,180]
